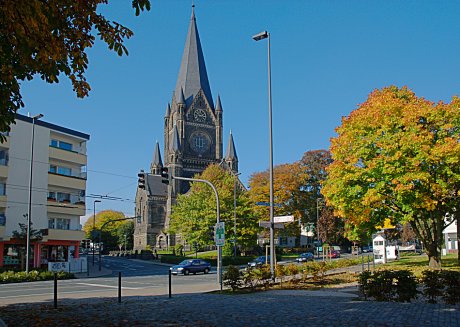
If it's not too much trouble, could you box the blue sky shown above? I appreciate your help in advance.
[20,1,460,221]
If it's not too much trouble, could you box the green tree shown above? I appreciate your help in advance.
[322,86,460,268]
[169,164,258,252]
[0,0,150,140]
[116,221,134,250]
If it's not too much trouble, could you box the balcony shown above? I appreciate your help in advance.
[49,146,87,166]
[48,172,86,190]
[41,228,85,242]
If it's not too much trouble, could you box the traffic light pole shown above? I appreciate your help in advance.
[172,175,222,291]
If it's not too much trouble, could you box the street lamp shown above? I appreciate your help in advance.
[93,200,101,265]
[232,172,241,257]
[26,113,43,273]
[252,30,275,280]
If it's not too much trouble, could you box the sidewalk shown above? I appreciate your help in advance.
[74,260,112,279]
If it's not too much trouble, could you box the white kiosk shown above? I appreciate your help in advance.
[373,234,386,264]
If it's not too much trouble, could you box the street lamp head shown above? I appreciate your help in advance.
[33,114,44,120]
[94,200,101,203]
[252,31,269,41]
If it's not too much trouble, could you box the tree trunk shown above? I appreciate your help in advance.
[426,243,441,269]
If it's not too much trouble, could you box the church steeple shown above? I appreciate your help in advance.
[225,130,238,173]
[170,124,181,154]
[150,141,163,175]
[174,7,213,109]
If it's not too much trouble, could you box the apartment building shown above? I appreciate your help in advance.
[0,114,89,269]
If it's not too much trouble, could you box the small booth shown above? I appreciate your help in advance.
[373,234,386,264]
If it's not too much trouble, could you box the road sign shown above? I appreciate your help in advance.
[256,202,282,207]
[215,222,225,246]
[274,215,294,223]
[259,221,285,229]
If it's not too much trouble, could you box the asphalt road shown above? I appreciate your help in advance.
[0,257,219,306]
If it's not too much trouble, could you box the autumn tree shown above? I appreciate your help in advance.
[169,165,258,254]
[83,210,126,251]
[0,0,150,140]
[316,206,345,245]
[322,86,460,268]
[248,163,304,240]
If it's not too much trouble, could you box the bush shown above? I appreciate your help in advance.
[0,270,74,284]
[421,270,460,304]
[442,270,460,305]
[223,265,242,291]
[358,269,417,302]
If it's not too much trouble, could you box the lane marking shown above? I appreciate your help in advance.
[77,283,139,290]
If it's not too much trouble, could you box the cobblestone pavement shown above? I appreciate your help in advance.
[1,289,459,327]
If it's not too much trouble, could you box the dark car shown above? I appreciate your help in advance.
[247,256,270,268]
[296,252,314,263]
[170,259,211,275]
[328,250,341,258]
[362,246,373,253]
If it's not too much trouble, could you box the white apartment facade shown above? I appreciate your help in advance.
[0,114,89,268]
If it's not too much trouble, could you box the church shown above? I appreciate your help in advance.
[133,8,239,251]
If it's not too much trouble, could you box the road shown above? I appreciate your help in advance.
[0,256,219,306]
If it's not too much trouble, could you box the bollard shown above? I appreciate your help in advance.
[169,269,172,298]
[54,273,58,309]
[118,272,122,303]
[367,254,370,271]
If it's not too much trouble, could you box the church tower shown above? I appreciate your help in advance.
[134,7,235,251]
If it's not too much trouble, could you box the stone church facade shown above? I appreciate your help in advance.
[133,8,238,251]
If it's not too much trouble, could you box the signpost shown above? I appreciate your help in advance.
[215,222,225,246]
[273,215,294,223]
[259,221,285,229]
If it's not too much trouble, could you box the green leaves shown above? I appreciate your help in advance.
[323,86,460,267]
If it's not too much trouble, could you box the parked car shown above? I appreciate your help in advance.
[247,256,270,268]
[362,246,373,253]
[170,259,211,275]
[328,250,341,258]
[296,252,314,263]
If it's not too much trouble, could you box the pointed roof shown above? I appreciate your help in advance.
[225,130,238,160]
[152,141,163,167]
[165,103,171,117]
[174,8,214,109]
[170,124,181,153]
[215,95,223,112]
[177,87,185,105]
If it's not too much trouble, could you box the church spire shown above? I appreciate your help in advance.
[151,141,163,174]
[174,7,213,109]
[215,95,223,112]
[225,130,237,160]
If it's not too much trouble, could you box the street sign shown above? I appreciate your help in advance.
[274,215,294,223]
[256,202,282,207]
[259,221,285,229]
[215,222,225,246]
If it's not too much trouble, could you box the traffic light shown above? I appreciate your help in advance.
[138,171,146,189]
[209,225,215,242]
[160,167,170,185]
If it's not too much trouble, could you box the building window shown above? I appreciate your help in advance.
[0,213,5,226]
[48,218,55,229]
[0,150,8,166]
[57,166,72,176]
[47,192,56,201]
[56,218,70,230]
[49,165,57,173]
[50,139,73,152]
[57,192,71,203]
[0,183,5,196]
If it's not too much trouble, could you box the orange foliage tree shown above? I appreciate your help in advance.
[322,86,460,268]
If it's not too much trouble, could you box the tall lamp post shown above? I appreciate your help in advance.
[233,172,241,257]
[26,113,43,273]
[93,200,101,265]
[252,30,275,280]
